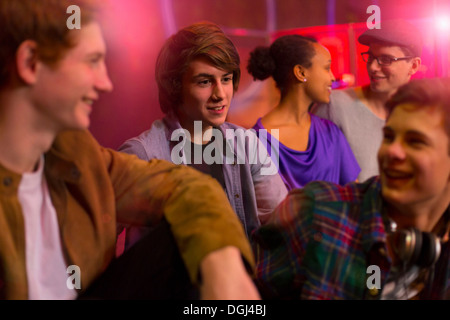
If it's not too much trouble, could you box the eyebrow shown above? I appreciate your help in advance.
[86,52,106,59]
[192,72,233,79]
[383,126,431,140]
[367,51,395,58]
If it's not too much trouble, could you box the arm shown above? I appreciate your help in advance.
[250,129,288,224]
[253,166,288,225]
[200,246,260,300]
[334,126,361,184]
[106,149,257,298]
[118,138,150,161]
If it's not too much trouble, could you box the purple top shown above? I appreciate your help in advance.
[253,114,360,190]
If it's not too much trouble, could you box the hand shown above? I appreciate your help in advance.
[199,246,261,300]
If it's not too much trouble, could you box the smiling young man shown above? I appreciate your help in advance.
[253,77,450,300]
[0,0,259,300]
[119,22,288,247]
[311,19,422,182]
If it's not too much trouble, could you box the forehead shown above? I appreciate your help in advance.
[64,22,106,59]
[311,43,331,63]
[368,43,405,56]
[387,103,446,134]
[184,57,230,77]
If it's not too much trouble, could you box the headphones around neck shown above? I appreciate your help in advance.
[388,220,442,268]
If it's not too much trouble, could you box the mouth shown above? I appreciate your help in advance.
[382,168,413,186]
[82,97,96,106]
[370,75,387,82]
[207,105,226,113]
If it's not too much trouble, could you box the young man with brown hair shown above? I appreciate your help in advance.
[0,0,259,300]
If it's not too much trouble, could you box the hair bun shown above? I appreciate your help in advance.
[247,46,275,81]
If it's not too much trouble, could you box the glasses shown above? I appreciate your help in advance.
[361,52,413,66]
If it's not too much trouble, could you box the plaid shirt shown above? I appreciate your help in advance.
[252,177,450,300]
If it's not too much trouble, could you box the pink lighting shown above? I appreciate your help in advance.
[436,16,450,30]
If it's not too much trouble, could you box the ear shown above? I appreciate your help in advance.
[408,57,422,76]
[16,40,40,85]
[293,64,307,83]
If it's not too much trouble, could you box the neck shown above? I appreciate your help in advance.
[178,119,213,145]
[386,193,450,233]
[0,91,56,173]
[358,85,392,120]
[275,88,311,125]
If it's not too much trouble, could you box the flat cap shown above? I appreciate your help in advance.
[358,19,423,57]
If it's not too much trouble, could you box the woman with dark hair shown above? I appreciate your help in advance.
[248,35,360,190]
[119,22,287,248]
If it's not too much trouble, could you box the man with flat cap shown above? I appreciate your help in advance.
[311,19,422,182]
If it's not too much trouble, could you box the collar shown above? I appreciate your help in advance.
[43,133,82,183]
[162,114,237,164]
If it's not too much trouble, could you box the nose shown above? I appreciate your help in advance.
[95,63,114,93]
[211,82,225,102]
[383,140,407,161]
[330,70,336,82]
[367,57,381,73]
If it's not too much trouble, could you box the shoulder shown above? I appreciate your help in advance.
[52,130,100,155]
[250,118,264,131]
[50,130,115,170]
[221,122,261,138]
[222,121,249,131]
[332,87,355,100]
[122,120,167,148]
[118,119,170,160]
[327,88,358,112]
[299,177,379,204]
[137,119,168,141]
[310,114,343,135]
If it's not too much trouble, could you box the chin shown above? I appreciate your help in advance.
[210,118,227,128]
[317,96,330,104]
[381,186,415,208]
[73,119,91,131]
[370,83,390,94]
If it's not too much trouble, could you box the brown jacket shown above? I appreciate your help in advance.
[0,130,254,299]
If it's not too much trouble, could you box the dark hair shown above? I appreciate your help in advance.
[0,0,99,89]
[386,77,450,141]
[247,35,317,93]
[155,21,241,114]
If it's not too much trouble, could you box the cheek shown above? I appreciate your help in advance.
[414,157,450,189]
[377,146,385,167]
[183,89,206,108]
[225,86,234,100]
[307,84,329,103]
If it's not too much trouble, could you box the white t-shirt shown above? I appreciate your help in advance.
[18,157,77,300]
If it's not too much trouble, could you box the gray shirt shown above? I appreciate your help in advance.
[118,114,288,241]
[311,88,385,182]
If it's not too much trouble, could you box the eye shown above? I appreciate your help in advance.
[406,137,427,147]
[88,55,103,67]
[197,79,212,86]
[222,76,233,84]
[379,56,393,65]
[382,130,394,143]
